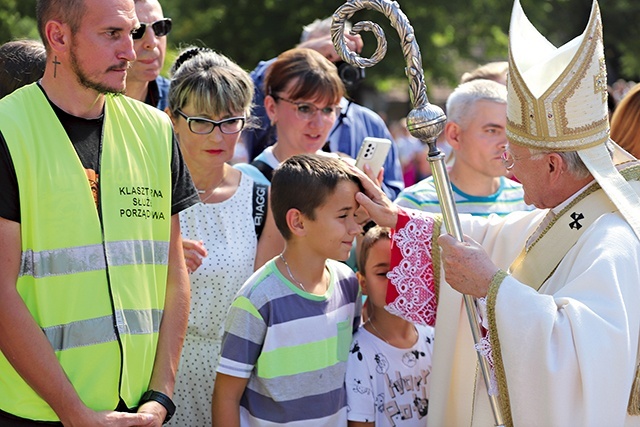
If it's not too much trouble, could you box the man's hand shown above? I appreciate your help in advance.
[437,234,499,298]
[137,400,168,427]
[349,164,398,229]
[298,32,363,63]
[62,408,156,427]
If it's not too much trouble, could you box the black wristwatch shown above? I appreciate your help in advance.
[140,390,176,423]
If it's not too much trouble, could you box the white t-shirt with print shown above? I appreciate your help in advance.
[346,324,434,426]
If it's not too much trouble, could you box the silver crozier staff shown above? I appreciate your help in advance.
[331,1,506,425]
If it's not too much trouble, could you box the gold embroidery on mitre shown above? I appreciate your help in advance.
[594,57,607,103]
[506,1,609,151]
[506,48,538,148]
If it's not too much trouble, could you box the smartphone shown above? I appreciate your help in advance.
[355,137,392,177]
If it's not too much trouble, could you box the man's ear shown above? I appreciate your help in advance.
[45,20,70,54]
[444,121,462,151]
[547,152,565,183]
[285,208,306,237]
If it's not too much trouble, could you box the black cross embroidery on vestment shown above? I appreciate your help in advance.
[569,212,584,230]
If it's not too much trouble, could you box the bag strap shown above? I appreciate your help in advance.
[252,182,268,239]
[250,159,274,182]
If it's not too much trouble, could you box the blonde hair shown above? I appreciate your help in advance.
[610,83,640,158]
[168,48,254,120]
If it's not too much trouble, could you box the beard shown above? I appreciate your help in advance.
[69,42,128,95]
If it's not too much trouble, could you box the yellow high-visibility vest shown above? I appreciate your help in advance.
[0,84,173,421]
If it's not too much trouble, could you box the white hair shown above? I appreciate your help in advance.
[527,140,614,180]
[445,79,507,128]
[300,17,352,43]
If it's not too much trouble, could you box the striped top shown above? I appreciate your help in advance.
[394,175,532,216]
[217,258,362,426]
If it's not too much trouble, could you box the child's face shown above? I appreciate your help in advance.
[358,238,391,308]
[303,180,362,261]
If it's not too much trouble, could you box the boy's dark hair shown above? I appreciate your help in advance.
[271,154,362,240]
[0,39,46,99]
[357,226,391,272]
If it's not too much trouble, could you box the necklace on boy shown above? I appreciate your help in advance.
[367,317,391,345]
[279,253,307,292]
[367,317,419,347]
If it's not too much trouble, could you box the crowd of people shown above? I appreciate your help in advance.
[1,0,640,426]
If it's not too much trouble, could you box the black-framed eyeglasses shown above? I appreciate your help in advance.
[177,110,246,135]
[272,95,338,122]
[132,18,172,40]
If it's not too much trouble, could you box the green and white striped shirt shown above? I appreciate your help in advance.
[217,258,361,426]
[394,176,532,217]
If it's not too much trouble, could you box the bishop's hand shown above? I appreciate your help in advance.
[437,233,499,298]
[349,164,398,229]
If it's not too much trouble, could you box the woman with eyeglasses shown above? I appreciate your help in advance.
[164,47,283,426]
[235,47,345,183]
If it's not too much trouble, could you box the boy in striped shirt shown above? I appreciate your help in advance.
[213,154,363,426]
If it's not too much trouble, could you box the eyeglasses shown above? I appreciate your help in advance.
[132,18,172,40]
[501,150,547,170]
[272,95,338,122]
[177,110,246,135]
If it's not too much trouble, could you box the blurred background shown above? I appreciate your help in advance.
[2,0,638,119]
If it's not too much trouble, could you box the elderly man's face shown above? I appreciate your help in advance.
[127,0,167,85]
[507,143,556,208]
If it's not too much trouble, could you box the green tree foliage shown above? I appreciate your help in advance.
[521,0,640,83]
[159,0,511,86]
[2,0,638,87]
[0,0,38,43]
[160,0,640,86]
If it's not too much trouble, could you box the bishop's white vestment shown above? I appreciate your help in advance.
[386,169,640,426]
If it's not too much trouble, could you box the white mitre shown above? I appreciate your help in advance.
[506,0,640,240]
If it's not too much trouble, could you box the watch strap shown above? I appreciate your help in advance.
[140,390,176,423]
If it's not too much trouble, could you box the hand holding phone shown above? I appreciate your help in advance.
[355,137,392,177]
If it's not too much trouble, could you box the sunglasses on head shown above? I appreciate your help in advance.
[132,18,172,40]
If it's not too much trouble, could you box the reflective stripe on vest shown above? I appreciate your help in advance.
[20,240,169,278]
[43,308,163,351]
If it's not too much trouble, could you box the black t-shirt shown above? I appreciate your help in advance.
[0,86,198,222]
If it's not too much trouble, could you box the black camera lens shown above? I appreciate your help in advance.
[336,61,365,90]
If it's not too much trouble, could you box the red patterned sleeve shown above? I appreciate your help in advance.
[385,208,439,326]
